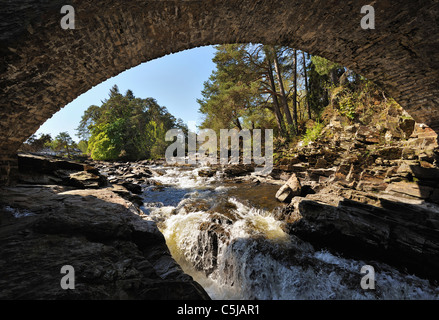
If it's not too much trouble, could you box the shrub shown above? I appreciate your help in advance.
[302,121,325,145]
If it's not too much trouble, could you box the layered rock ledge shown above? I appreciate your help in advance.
[0,154,209,300]
[273,114,439,283]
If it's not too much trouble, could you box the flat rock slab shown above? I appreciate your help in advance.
[0,186,209,300]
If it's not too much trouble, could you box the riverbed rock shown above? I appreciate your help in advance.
[68,171,107,188]
[122,182,143,195]
[0,185,210,300]
[286,192,439,282]
[223,164,254,177]
[16,153,108,189]
[198,168,217,177]
[275,174,302,203]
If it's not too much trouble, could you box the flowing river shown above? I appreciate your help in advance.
[140,165,439,300]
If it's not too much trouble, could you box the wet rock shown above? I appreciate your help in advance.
[223,164,254,177]
[198,169,217,177]
[131,167,153,178]
[196,221,230,275]
[122,182,142,195]
[288,195,439,282]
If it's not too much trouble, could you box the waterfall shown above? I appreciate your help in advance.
[142,165,439,300]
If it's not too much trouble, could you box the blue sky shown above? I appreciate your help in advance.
[36,45,217,142]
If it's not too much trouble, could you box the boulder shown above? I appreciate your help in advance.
[17,153,86,174]
[384,181,434,200]
[68,171,106,188]
[355,125,380,144]
[122,182,143,195]
[314,158,328,169]
[198,169,217,177]
[399,118,416,138]
[275,174,302,203]
[372,146,403,160]
[223,164,254,177]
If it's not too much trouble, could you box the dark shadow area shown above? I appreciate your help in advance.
[0,163,209,299]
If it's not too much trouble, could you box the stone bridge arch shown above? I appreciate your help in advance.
[1,0,438,184]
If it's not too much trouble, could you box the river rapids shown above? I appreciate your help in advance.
[140,165,439,300]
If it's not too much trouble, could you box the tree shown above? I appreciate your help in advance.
[199,44,302,138]
[291,49,298,131]
[308,57,330,116]
[198,44,263,133]
[77,140,88,154]
[198,45,350,141]
[272,46,295,132]
[265,56,286,134]
[78,87,185,161]
[21,133,53,152]
[49,132,77,158]
[302,51,311,119]
[311,55,344,87]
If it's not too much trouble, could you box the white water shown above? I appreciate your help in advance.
[4,206,36,218]
[142,166,439,300]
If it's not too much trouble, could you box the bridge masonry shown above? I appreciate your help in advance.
[0,0,438,184]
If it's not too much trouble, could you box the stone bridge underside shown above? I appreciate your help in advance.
[1,0,438,184]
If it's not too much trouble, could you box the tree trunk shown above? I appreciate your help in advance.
[267,59,286,135]
[273,48,294,132]
[235,118,243,131]
[292,49,298,130]
[65,143,71,159]
[330,68,339,87]
[302,51,311,120]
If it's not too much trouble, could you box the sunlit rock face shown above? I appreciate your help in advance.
[1,0,439,183]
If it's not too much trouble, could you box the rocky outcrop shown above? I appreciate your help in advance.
[273,106,439,282]
[0,155,209,300]
[285,194,439,281]
[17,153,108,188]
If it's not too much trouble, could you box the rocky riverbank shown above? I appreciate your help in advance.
[87,111,439,284]
[1,105,439,298]
[0,153,209,299]
[271,109,439,283]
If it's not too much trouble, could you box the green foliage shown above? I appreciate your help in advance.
[311,56,340,77]
[198,44,265,133]
[77,140,88,154]
[302,121,325,145]
[48,132,77,158]
[338,90,357,120]
[198,44,306,137]
[87,120,124,160]
[79,85,186,161]
[331,79,388,121]
[307,58,329,117]
[20,133,53,152]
